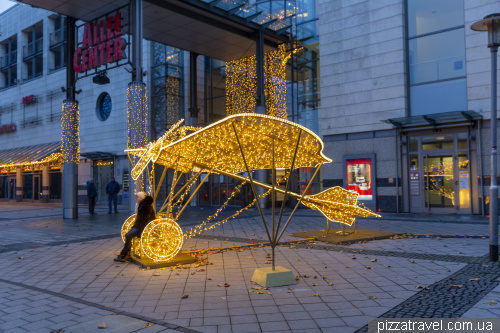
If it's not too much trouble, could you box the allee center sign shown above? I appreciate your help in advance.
[73,13,126,73]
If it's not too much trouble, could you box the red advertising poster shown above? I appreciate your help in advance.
[346,158,373,200]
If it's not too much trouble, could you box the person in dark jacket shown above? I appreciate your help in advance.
[114,192,155,262]
[106,177,121,214]
[87,179,97,215]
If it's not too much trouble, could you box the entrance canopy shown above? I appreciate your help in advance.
[383,111,483,129]
[0,142,62,173]
[21,0,292,61]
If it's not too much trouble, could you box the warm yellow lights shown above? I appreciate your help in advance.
[61,101,80,164]
[122,114,379,264]
[0,152,63,174]
[226,45,289,118]
[141,218,184,262]
[127,82,148,150]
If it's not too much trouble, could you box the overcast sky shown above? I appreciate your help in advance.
[0,0,16,15]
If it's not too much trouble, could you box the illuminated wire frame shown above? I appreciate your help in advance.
[123,114,380,265]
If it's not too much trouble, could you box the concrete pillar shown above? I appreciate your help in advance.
[128,0,146,213]
[16,167,22,202]
[42,163,49,203]
[62,100,79,218]
[62,16,78,219]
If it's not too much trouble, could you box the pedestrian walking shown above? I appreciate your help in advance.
[87,179,97,215]
[114,192,154,262]
[106,177,121,214]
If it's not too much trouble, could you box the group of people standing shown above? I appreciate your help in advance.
[86,178,122,214]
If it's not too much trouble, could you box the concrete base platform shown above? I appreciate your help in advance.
[291,228,403,245]
[132,252,196,269]
[251,266,297,288]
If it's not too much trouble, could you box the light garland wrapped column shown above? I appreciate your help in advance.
[15,166,22,202]
[127,81,148,212]
[42,163,49,203]
[62,99,80,218]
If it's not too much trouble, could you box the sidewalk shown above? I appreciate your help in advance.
[0,204,499,333]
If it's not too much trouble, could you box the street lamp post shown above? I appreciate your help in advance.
[472,14,500,262]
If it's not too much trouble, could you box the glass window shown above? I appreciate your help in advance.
[409,137,419,152]
[410,154,419,170]
[408,0,464,37]
[409,29,465,84]
[458,151,469,169]
[96,92,112,121]
[422,134,454,150]
[410,78,467,116]
[23,175,33,199]
[457,133,468,149]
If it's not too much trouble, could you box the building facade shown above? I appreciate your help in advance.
[319,0,499,215]
[0,0,497,216]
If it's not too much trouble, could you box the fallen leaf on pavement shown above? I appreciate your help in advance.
[328,283,334,286]
[369,296,377,299]
[266,292,273,295]
[488,300,497,305]
[470,278,481,281]
[370,259,377,262]
[416,286,429,290]
[410,261,416,263]
[98,322,107,329]
[366,266,374,269]
[104,305,112,307]
[257,291,264,294]
[311,293,321,296]
[182,294,189,298]
[450,285,462,288]
[346,266,352,268]
[312,283,318,286]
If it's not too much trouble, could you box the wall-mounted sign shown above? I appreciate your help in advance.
[343,155,377,210]
[22,95,36,104]
[0,123,16,134]
[74,11,128,73]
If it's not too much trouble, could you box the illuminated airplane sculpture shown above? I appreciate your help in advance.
[122,114,380,266]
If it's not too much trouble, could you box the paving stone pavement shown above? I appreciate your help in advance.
[1,204,500,333]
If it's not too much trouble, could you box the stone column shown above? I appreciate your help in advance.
[42,163,49,203]
[16,166,22,202]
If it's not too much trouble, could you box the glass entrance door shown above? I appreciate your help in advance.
[424,153,471,213]
[33,175,41,201]
[98,172,111,202]
[9,177,16,201]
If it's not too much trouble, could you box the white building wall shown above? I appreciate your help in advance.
[0,5,153,158]
[318,0,408,137]
[464,0,500,119]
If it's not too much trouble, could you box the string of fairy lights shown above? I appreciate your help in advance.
[183,171,290,239]
[226,45,289,118]
[127,82,148,150]
[0,152,63,174]
[61,100,80,164]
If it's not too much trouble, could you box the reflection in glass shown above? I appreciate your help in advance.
[457,133,468,149]
[424,155,454,208]
[409,29,465,84]
[410,78,467,116]
[410,154,418,170]
[407,0,464,37]
[409,137,419,152]
[458,152,468,169]
[422,135,454,150]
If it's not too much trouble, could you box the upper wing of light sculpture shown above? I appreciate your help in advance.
[127,113,332,176]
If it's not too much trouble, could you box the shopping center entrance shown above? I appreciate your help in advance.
[409,132,473,214]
